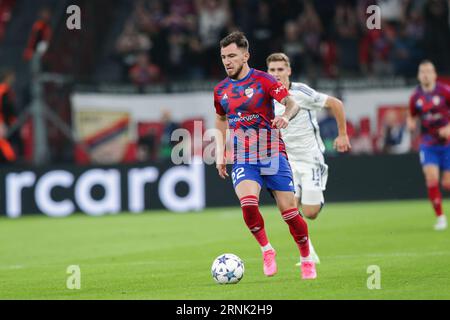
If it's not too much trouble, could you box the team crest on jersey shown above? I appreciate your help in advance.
[244,88,254,98]
[433,96,440,105]
[416,98,423,108]
[222,93,228,100]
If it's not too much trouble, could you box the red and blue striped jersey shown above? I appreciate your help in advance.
[409,82,450,146]
[214,68,289,162]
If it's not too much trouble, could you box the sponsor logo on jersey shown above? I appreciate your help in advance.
[222,93,228,100]
[228,113,260,123]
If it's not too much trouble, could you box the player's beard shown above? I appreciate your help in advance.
[229,64,244,80]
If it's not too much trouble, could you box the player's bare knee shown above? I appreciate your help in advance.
[441,180,450,191]
[302,206,320,220]
[426,179,439,188]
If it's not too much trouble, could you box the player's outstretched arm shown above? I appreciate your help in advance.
[325,96,351,152]
[215,114,229,179]
[271,95,300,129]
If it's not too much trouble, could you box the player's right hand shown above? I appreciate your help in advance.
[271,115,289,129]
[334,134,352,152]
[216,164,229,179]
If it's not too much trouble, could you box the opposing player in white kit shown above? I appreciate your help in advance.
[267,53,351,265]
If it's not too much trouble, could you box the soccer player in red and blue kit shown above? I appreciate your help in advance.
[214,31,316,279]
[408,60,450,231]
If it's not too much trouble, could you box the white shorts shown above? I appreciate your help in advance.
[289,155,328,205]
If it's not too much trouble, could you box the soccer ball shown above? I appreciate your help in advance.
[211,253,245,284]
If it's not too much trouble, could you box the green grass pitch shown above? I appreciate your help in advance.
[1,200,449,299]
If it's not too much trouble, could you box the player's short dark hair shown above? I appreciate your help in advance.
[266,53,291,68]
[220,31,249,51]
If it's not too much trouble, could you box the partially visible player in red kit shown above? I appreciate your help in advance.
[408,60,450,230]
[213,31,316,279]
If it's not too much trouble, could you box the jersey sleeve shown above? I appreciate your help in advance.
[293,84,328,110]
[213,89,226,116]
[268,81,289,103]
[259,72,289,103]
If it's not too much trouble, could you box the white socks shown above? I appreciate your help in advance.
[261,243,274,252]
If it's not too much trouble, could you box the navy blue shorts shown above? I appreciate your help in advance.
[231,156,295,192]
[419,144,450,171]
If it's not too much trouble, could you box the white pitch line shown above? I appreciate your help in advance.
[1,251,449,270]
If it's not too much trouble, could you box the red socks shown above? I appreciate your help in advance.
[282,208,310,258]
[240,195,269,247]
[427,185,443,217]
[240,197,310,258]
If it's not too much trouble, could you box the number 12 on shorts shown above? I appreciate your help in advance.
[232,167,245,184]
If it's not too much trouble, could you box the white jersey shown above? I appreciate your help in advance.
[274,82,328,162]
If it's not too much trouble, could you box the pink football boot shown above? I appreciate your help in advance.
[301,261,317,280]
[263,249,277,276]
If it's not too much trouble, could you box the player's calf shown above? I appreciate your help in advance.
[240,195,269,246]
[240,195,278,276]
[281,208,310,258]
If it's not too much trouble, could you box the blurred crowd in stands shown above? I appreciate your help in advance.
[115,0,450,88]
[1,0,450,164]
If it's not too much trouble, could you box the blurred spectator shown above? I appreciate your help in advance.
[335,1,360,75]
[167,31,185,78]
[0,0,14,42]
[111,0,449,83]
[195,0,230,75]
[184,35,206,79]
[137,127,158,162]
[129,52,161,91]
[350,129,374,154]
[372,23,395,76]
[390,23,422,76]
[297,0,323,79]
[159,110,179,159]
[350,117,374,154]
[23,7,52,61]
[423,0,450,73]
[282,21,304,76]
[249,1,275,70]
[0,69,17,163]
[379,109,411,154]
[115,20,152,81]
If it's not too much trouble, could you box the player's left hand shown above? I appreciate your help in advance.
[271,116,289,129]
[438,125,450,140]
[216,164,229,179]
[334,134,352,152]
